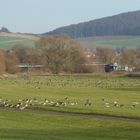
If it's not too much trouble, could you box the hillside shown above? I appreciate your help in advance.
[45,10,140,38]
[76,36,140,50]
[0,32,39,50]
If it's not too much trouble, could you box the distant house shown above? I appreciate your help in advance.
[105,63,135,72]
[83,51,96,58]
[105,64,114,72]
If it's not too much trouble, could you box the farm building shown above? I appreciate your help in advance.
[18,64,44,72]
[105,63,135,72]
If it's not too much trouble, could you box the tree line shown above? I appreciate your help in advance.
[96,46,140,71]
[0,35,140,74]
[0,35,91,74]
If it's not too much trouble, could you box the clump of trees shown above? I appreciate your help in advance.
[5,50,20,74]
[13,45,43,65]
[96,47,116,64]
[0,50,20,74]
[96,46,140,71]
[119,47,140,70]
[0,35,90,74]
[36,35,89,73]
[1,35,140,75]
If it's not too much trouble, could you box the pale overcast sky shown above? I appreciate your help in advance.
[0,0,140,33]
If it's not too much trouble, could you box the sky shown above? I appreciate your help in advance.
[0,0,140,33]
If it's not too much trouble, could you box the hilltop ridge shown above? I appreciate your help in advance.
[45,10,140,38]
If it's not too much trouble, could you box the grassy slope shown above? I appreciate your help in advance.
[76,36,140,50]
[0,36,37,50]
[1,35,140,51]
[0,109,140,140]
[0,75,140,118]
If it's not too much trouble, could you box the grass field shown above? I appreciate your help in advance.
[0,36,37,50]
[76,36,140,50]
[0,109,140,140]
[0,74,140,139]
[0,74,140,118]
[1,35,140,51]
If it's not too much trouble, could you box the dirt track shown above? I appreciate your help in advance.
[1,107,140,124]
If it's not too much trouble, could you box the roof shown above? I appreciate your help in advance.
[17,64,44,68]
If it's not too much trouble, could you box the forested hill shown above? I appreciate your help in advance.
[45,10,140,38]
[0,27,10,33]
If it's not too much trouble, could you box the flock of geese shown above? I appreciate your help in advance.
[0,76,139,111]
[0,97,77,110]
[0,97,139,111]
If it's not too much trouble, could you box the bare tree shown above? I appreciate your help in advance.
[120,48,136,67]
[5,50,20,74]
[96,47,116,64]
[36,35,88,73]
[0,51,5,74]
[13,45,28,64]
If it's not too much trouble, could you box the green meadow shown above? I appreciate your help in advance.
[0,109,140,140]
[0,74,140,139]
[1,35,140,51]
[77,36,140,49]
[0,36,36,50]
